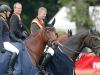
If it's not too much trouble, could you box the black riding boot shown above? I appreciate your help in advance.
[8,52,18,75]
[38,53,52,75]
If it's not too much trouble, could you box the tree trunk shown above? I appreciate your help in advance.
[75,0,90,32]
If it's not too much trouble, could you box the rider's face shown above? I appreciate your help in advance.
[14,4,22,15]
[39,10,47,20]
[7,11,11,17]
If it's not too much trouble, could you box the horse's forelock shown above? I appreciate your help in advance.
[45,27,55,31]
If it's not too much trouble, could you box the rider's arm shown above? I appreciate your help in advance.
[9,32,19,42]
[0,20,4,50]
[21,23,30,36]
[10,15,24,38]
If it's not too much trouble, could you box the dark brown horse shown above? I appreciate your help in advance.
[44,28,100,75]
[59,28,100,62]
[24,19,59,67]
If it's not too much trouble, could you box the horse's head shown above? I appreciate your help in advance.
[43,18,59,49]
[84,28,100,57]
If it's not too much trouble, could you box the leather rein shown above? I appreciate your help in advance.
[24,27,57,66]
[58,30,100,61]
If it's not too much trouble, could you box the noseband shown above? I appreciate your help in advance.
[59,31,100,54]
[88,31,100,53]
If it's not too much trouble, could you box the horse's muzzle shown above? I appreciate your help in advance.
[51,41,59,49]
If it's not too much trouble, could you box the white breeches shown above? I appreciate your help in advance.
[44,46,54,56]
[3,42,19,55]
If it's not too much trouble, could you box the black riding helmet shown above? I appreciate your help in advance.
[0,4,12,13]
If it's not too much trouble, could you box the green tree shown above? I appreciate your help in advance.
[58,0,99,28]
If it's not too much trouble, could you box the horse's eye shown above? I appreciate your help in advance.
[93,38,97,41]
[46,31,49,33]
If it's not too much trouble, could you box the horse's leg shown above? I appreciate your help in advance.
[8,52,18,75]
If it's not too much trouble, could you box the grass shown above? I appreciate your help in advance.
[76,74,100,75]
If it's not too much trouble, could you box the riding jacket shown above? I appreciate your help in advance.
[10,13,30,40]
[0,18,19,50]
[30,17,44,34]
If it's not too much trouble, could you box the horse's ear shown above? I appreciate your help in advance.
[68,29,72,37]
[70,29,72,36]
[51,18,55,27]
[68,29,69,33]
[68,29,69,36]
[90,27,93,33]
[94,27,96,31]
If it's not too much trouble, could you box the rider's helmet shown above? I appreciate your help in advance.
[0,4,12,13]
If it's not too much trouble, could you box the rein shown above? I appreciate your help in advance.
[19,40,39,67]
[44,27,58,45]
[59,43,81,54]
[89,35,100,51]
[24,27,57,67]
[58,30,100,54]
[58,30,100,62]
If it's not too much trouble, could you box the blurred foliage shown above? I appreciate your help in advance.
[1,0,100,30]
[97,31,100,37]
[0,0,61,29]
[56,29,66,36]
[58,0,100,28]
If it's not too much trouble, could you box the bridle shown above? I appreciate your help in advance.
[44,27,58,46]
[59,30,100,54]
[88,31,100,53]
[24,27,58,67]
[58,30,100,62]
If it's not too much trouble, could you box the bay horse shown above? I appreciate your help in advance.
[58,29,72,42]
[44,28,100,75]
[24,18,59,68]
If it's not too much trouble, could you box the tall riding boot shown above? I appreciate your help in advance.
[38,53,52,74]
[8,52,18,75]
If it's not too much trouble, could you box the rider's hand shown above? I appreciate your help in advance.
[18,39,23,43]
[1,48,6,53]
[22,35,26,39]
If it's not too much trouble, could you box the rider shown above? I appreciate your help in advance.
[10,2,30,41]
[30,7,54,74]
[0,4,19,75]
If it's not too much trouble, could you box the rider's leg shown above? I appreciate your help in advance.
[3,42,19,75]
[39,47,54,74]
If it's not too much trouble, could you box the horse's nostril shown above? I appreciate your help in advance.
[52,43,58,49]
[51,42,56,49]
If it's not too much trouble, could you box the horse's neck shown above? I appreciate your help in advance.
[25,30,46,67]
[26,33,46,50]
[58,34,68,42]
[61,31,88,62]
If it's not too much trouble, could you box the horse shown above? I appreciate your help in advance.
[43,28,100,75]
[0,19,59,75]
[58,29,72,42]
